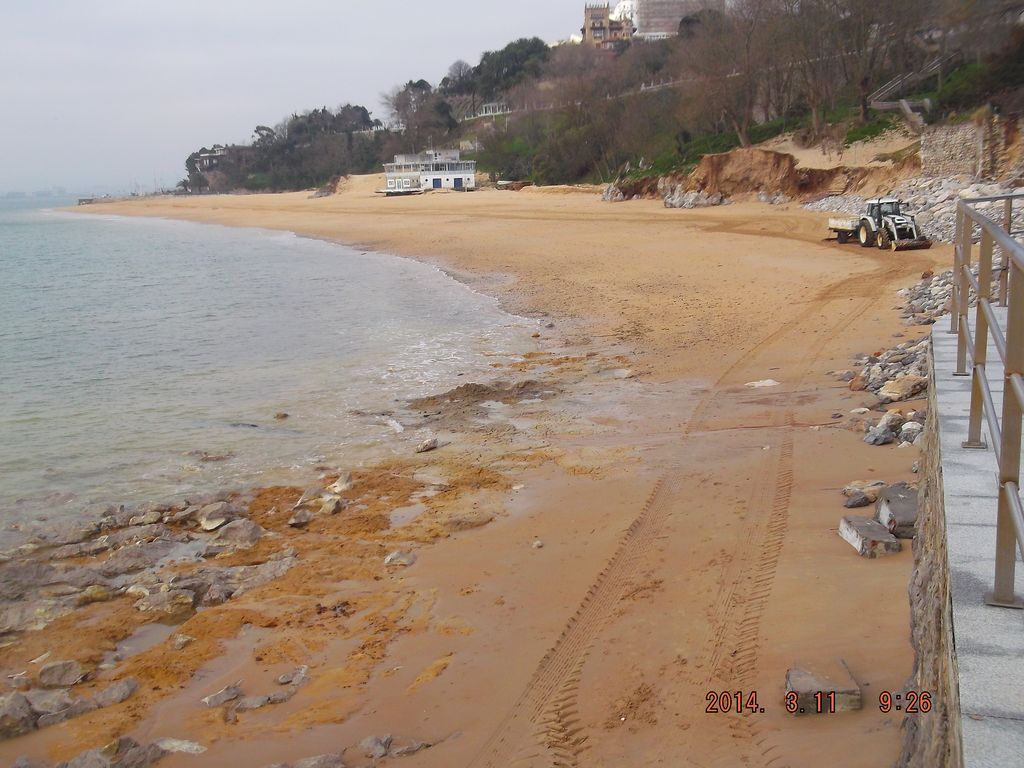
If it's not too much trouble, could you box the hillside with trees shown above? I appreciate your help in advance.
[179,0,1024,193]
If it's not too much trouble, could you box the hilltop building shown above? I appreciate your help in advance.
[383,150,476,194]
[634,0,724,39]
[581,3,634,50]
[195,146,227,172]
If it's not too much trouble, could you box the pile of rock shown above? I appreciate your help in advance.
[897,268,998,326]
[600,180,732,209]
[0,669,138,740]
[757,191,791,205]
[662,188,731,209]
[0,491,300,641]
[842,336,929,402]
[803,176,1023,243]
[601,184,626,203]
[201,665,310,723]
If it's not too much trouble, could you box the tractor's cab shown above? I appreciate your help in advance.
[866,198,903,226]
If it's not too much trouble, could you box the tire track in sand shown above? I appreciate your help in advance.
[469,246,914,767]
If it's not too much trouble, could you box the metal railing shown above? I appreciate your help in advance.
[951,192,1024,609]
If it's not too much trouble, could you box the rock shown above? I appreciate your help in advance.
[843,492,872,509]
[128,510,162,527]
[274,412,289,420]
[850,407,870,415]
[900,422,924,443]
[196,502,237,531]
[172,634,194,650]
[878,375,929,403]
[13,757,49,768]
[415,438,440,454]
[99,540,176,576]
[104,523,170,549]
[213,520,265,549]
[849,373,867,392]
[319,496,345,516]
[92,678,138,708]
[133,589,195,618]
[384,551,417,567]
[444,510,495,533]
[294,755,345,768]
[76,584,116,606]
[201,682,242,708]
[390,740,431,757]
[876,410,906,432]
[276,666,309,686]
[154,738,205,754]
[0,692,36,738]
[36,698,97,727]
[842,480,886,500]
[863,426,895,446]
[58,736,165,768]
[785,667,862,715]
[288,509,313,528]
[25,687,74,716]
[39,521,101,548]
[361,735,393,759]
[326,473,353,494]
[39,660,85,688]
[876,483,919,539]
[234,694,272,712]
[9,674,30,691]
[838,516,902,558]
[532,540,545,549]
[292,487,323,510]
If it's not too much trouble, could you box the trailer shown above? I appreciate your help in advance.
[828,197,931,251]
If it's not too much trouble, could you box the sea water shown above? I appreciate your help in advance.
[0,199,535,540]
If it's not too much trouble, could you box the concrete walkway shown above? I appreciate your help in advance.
[932,308,1024,766]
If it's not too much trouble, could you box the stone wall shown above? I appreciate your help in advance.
[921,115,1024,180]
[897,348,964,768]
[921,123,981,179]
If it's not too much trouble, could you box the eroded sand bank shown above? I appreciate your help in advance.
[2,179,948,767]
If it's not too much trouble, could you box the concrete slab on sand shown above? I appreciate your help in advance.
[785,665,862,716]
[932,311,1024,766]
[838,515,902,557]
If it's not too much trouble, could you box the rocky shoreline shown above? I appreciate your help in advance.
[0,336,639,767]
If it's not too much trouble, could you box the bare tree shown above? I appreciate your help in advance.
[674,0,772,147]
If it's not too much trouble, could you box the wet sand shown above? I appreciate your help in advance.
[2,180,949,766]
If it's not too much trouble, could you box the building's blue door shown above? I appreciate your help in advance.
[432,178,442,189]
[454,177,463,189]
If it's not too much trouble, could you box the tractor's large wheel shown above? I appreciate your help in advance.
[837,230,849,244]
[858,224,873,248]
[877,228,892,250]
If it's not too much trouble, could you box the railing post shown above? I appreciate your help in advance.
[951,205,963,336]
[999,197,1012,307]
[987,258,1024,609]
[954,204,973,375]
[965,229,994,448]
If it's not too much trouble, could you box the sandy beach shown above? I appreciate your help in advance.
[1,178,948,767]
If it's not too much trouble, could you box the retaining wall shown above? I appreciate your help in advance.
[897,348,964,768]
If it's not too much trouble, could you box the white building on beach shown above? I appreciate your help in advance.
[384,150,476,194]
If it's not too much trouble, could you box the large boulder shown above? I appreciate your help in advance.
[212,520,265,549]
[878,375,928,403]
[0,692,35,739]
[57,737,165,768]
[39,660,85,688]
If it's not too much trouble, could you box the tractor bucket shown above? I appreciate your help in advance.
[892,238,932,251]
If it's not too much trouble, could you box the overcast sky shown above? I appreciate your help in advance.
[0,1,580,194]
